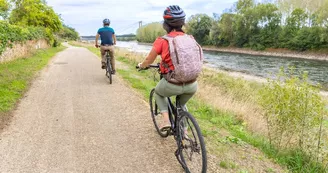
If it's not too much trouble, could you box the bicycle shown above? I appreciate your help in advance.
[137,64,207,173]
[96,45,114,84]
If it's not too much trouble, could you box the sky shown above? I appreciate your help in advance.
[47,0,237,36]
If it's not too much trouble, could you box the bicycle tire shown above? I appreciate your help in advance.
[149,89,169,138]
[107,56,112,84]
[177,111,207,173]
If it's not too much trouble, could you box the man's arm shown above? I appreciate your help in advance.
[95,33,100,47]
[112,34,117,45]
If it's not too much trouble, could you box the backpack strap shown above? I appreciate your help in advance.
[162,35,180,64]
[161,35,174,72]
[161,35,171,40]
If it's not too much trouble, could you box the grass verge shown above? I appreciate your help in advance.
[0,46,66,122]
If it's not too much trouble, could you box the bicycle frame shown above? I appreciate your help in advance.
[167,97,177,133]
[105,51,111,65]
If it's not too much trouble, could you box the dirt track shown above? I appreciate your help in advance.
[0,46,183,172]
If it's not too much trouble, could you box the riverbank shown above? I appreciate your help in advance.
[136,41,328,61]
[203,46,328,61]
[205,66,328,98]
[76,41,328,92]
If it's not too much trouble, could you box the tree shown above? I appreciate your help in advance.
[57,25,79,40]
[136,22,166,43]
[232,0,257,47]
[0,0,10,19]
[316,0,328,26]
[9,0,62,32]
[236,0,255,14]
[276,0,324,15]
[254,3,282,48]
[286,8,308,29]
[212,13,235,46]
[186,14,213,45]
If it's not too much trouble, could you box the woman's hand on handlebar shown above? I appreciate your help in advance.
[136,62,147,70]
[136,63,160,70]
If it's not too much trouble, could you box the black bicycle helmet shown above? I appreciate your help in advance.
[103,18,110,25]
[163,5,186,27]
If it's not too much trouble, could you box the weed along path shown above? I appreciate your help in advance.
[0,45,285,172]
[0,46,182,172]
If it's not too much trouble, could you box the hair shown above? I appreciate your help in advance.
[163,22,184,33]
[104,23,110,26]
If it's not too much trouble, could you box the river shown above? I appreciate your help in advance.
[116,41,328,88]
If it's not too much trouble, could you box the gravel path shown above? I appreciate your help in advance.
[0,46,183,173]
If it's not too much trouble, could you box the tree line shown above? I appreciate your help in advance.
[0,0,79,52]
[137,0,328,51]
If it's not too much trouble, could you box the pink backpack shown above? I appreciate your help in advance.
[162,34,203,83]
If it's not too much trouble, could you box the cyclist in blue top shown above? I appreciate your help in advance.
[95,19,117,73]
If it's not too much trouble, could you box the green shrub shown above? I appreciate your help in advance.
[52,37,61,47]
[0,21,49,55]
[259,67,327,163]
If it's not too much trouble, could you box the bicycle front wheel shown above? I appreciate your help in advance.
[178,111,207,173]
[149,89,169,138]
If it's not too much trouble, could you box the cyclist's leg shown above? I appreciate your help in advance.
[100,46,106,68]
[154,91,170,130]
[177,81,198,109]
[155,79,198,109]
[109,46,115,73]
[155,78,183,130]
[155,78,184,111]
[176,81,198,136]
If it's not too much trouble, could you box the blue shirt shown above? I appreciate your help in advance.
[97,26,115,45]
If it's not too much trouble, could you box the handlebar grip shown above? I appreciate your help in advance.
[136,64,159,71]
[149,64,160,68]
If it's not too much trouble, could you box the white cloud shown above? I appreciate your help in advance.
[48,0,236,35]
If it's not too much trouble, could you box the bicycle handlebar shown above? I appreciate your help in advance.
[136,64,160,70]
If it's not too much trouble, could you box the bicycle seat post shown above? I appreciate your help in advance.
[175,96,184,117]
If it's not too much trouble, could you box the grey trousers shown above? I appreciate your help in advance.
[155,78,198,113]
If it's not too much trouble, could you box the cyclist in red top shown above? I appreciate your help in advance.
[138,5,198,131]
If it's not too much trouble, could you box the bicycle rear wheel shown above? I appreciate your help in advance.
[150,89,169,138]
[177,111,207,173]
[106,57,112,84]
